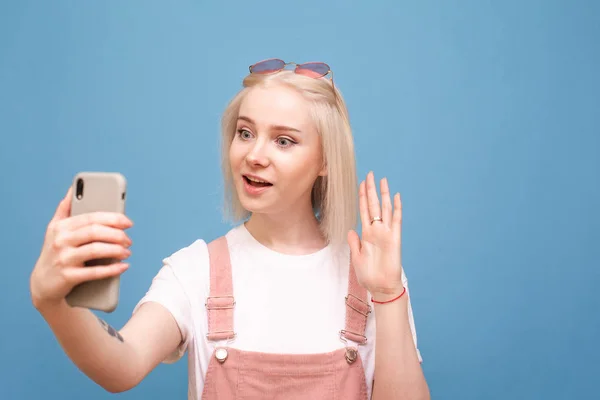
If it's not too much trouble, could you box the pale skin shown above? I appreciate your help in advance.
[30,83,429,398]
[229,85,329,254]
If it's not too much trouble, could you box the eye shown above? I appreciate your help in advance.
[276,137,296,148]
[237,129,253,140]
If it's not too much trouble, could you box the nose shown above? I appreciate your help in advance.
[245,140,270,168]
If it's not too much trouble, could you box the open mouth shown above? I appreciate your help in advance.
[243,175,273,188]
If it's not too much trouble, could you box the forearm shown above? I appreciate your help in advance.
[372,295,430,400]
[36,299,140,393]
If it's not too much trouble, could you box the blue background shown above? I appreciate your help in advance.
[1,1,598,399]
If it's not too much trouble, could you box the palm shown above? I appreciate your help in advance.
[348,172,404,297]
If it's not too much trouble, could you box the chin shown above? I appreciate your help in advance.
[234,188,266,213]
[238,198,270,215]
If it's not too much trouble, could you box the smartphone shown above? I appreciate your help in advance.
[65,172,128,313]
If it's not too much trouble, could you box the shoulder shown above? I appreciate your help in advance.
[163,224,246,278]
[158,238,209,287]
[164,238,208,268]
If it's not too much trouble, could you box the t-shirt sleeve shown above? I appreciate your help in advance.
[402,270,423,363]
[132,256,194,364]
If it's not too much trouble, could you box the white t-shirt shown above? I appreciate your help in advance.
[133,224,422,400]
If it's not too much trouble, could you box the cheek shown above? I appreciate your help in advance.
[229,142,242,170]
[282,149,322,182]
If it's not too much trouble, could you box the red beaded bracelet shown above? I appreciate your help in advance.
[371,287,406,304]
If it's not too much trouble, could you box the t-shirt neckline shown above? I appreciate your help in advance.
[237,222,332,262]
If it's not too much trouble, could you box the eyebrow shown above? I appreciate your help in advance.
[237,115,301,133]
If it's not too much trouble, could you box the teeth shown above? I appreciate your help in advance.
[247,176,269,184]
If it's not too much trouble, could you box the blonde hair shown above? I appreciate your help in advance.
[220,70,358,246]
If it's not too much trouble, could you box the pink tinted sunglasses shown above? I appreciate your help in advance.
[249,58,335,90]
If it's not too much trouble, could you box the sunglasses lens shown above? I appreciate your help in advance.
[296,62,330,78]
[251,59,285,74]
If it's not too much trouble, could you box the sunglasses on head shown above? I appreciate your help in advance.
[249,58,335,90]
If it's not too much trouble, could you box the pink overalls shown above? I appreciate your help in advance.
[200,236,372,400]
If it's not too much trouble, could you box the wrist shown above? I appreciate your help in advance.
[33,296,68,315]
[371,286,406,304]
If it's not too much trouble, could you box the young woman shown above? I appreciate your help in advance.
[30,59,430,400]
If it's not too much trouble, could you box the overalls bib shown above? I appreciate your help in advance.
[200,236,371,400]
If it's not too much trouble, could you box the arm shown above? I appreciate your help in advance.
[347,172,430,400]
[35,299,182,393]
[30,187,186,393]
[371,291,430,400]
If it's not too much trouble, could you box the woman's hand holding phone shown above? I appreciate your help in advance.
[30,186,133,311]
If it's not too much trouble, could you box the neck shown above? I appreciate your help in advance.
[244,207,327,255]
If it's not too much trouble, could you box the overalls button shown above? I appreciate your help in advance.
[345,347,358,364]
[215,348,228,363]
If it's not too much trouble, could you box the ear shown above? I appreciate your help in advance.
[319,156,327,176]
[318,162,328,177]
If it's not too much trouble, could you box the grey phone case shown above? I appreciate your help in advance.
[65,172,127,313]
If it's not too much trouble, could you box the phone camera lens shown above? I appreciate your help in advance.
[76,178,84,200]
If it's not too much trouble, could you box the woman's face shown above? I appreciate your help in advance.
[229,84,326,217]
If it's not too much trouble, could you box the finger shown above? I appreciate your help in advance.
[392,193,402,240]
[52,186,73,221]
[366,171,382,224]
[61,224,132,249]
[63,211,133,232]
[62,242,131,266]
[358,180,370,228]
[347,230,362,264]
[63,263,129,286]
[380,177,392,228]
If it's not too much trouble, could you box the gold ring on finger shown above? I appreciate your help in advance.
[370,216,383,225]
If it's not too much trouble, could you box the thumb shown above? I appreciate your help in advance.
[52,186,72,221]
[347,229,362,265]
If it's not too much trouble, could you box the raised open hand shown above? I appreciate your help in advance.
[347,171,404,301]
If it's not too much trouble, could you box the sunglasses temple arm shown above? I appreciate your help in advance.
[330,70,338,99]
